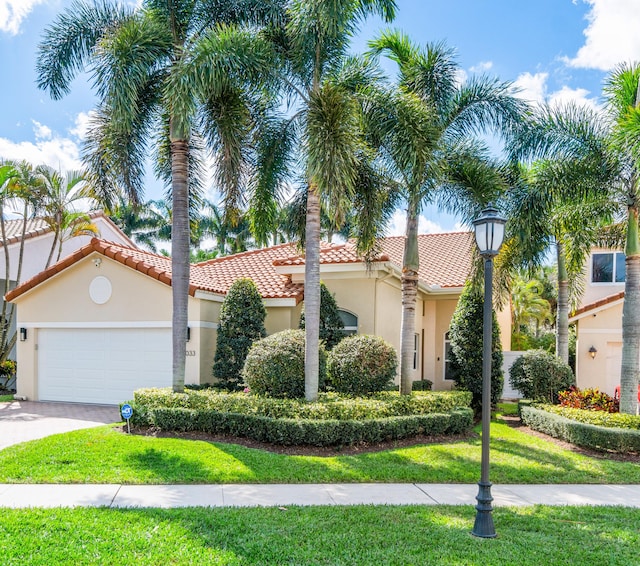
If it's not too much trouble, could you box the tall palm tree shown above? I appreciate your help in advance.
[254,0,396,401]
[368,32,526,394]
[506,103,615,364]
[604,63,640,414]
[37,0,285,392]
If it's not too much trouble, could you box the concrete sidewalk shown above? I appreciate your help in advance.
[1,483,639,509]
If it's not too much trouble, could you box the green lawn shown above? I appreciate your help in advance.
[0,394,14,402]
[1,505,638,565]
[1,419,638,484]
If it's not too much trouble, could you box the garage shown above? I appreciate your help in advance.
[38,328,172,405]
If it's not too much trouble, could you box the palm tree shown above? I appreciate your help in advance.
[255,0,396,401]
[35,166,99,267]
[37,0,285,392]
[604,63,640,414]
[0,160,42,360]
[511,275,553,346]
[368,32,526,394]
[107,196,170,253]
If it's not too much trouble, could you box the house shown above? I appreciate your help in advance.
[6,232,511,405]
[569,247,627,396]
[0,211,135,362]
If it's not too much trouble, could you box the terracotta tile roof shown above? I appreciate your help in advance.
[193,244,304,300]
[0,210,135,248]
[6,231,474,302]
[379,232,474,288]
[570,291,625,319]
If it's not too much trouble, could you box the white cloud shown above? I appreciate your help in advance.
[513,71,600,111]
[470,61,493,73]
[0,122,82,171]
[513,72,549,103]
[68,111,97,140]
[0,0,45,35]
[567,0,640,70]
[385,210,446,237]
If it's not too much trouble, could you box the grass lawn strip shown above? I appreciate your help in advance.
[1,420,638,484]
[1,505,638,565]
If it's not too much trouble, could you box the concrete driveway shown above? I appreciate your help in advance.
[0,400,121,451]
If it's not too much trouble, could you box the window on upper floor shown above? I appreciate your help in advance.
[592,252,625,283]
[337,309,358,336]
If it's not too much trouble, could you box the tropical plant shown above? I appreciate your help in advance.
[299,282,345,350]
[250,0,397,401]
[367,32,525,394]
[448,282,504,410]
[37,0,285,392]
[506,112,618,365]
[212,278,266,390]
[36,166,99,267]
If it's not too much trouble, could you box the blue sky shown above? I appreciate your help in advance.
[0,0,638,235]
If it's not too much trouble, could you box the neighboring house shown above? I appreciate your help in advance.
[569,247,627,396]
[0,211,135,359]
[6,232,511,405]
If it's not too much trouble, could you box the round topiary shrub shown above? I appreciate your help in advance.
[243,329,327,398]
[509,349,575,403]
[327,334,397,395]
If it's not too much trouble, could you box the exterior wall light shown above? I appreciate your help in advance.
[92,257,102,268]
[589,346,597,359]
[19,327,27,341]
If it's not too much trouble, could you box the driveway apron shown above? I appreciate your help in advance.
[0,401,120,451]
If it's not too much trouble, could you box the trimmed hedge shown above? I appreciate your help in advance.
[136,406,474,447]
[537,404,640,430]
[520,405,640,454]
[132,388,472,421]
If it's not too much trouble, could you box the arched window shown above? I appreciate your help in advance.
[338,309,358,336]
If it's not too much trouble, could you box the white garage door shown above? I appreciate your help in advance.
[38,328,173,405]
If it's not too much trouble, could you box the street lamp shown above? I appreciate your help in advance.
[471,205,506,539]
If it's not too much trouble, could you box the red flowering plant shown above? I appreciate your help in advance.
[557,386,619,413]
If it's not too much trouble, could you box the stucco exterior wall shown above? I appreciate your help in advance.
[11,254,213,398]
[574,302,623,396]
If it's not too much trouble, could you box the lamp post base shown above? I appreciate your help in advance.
[471,481,496,538]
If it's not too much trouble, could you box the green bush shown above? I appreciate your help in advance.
[411,380,433,391]
[520,405,640,453]
[131,388,472,422]
[212,278,266,390]
[509,350,575,403]
[299,282,345,350]
[537,403,640,430]
[327,335,397,395]
[140,406,474,446]
[243,329,327,398]
[448,282,503,410]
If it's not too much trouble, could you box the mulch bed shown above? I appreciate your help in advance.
[123,415,640,462]
[123,424,477,456]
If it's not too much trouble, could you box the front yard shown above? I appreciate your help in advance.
[1,416,638,484]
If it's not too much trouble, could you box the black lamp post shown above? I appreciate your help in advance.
[471,205,506,539]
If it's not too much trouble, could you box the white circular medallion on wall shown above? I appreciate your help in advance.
[89,275,112,305]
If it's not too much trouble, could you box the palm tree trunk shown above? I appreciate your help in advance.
[556,242,569,364]
[620,205,640,414]
[304,184,321,401]
[170,138,190,394]
[45,229,59,269]
[400,203,420,395]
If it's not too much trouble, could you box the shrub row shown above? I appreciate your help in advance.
[520,405,640,454]
[138,406,474,447]
[536,404,640,430]
[132,388,472,421]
